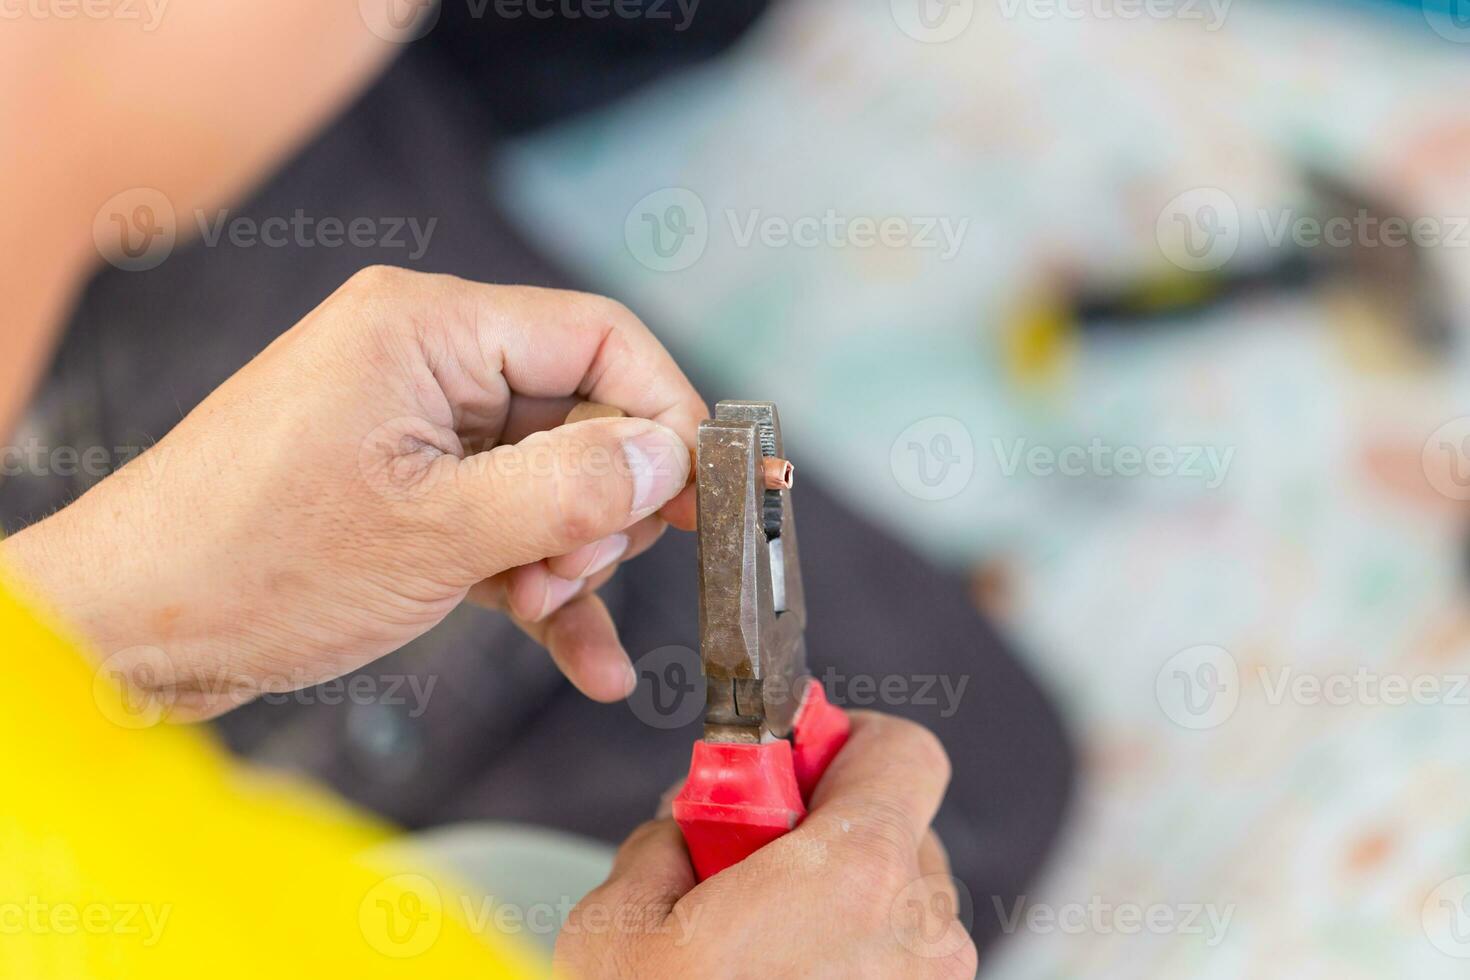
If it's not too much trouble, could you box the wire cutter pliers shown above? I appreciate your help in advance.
[671,400,850,880]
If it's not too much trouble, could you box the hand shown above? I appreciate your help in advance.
[555,713,978,979]
[2,266,707,718]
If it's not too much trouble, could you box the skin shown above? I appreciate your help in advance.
[1,6,974,975]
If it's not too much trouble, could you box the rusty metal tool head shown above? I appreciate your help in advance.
[696,400,808,745]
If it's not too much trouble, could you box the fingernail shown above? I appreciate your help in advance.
[580,533,630,579]
[538,574,585,620]
[622,426,689,517]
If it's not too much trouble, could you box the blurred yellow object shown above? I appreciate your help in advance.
[1002,290,1074,388]
[0,573,540,979]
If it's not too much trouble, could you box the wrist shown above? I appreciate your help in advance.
[2,507,129,657]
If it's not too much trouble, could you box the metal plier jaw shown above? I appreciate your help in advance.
[696,400,807,744]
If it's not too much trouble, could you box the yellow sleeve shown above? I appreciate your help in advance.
[0,574,542,979]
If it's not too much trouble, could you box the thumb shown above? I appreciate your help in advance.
[446,417,691,577]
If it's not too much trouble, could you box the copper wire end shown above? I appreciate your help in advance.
[762,457,795,491]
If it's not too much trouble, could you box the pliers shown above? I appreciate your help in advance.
[672,400,850,880]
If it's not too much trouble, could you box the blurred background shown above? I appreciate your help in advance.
[11,0,1470,974]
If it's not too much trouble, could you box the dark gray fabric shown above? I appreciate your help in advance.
[1,49,1074,955]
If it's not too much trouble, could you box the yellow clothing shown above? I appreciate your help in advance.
[0,575,540,978]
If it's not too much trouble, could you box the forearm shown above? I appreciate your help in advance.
[0,1,402,436]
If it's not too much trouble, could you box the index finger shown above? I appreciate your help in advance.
[358,270,708,528]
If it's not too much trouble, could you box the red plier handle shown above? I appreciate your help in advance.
[672,681,850,881]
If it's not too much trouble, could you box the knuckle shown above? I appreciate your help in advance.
[839,819,915,898]
[881,715,952,784]
[345,263,409,295]
[576,291,639,330]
